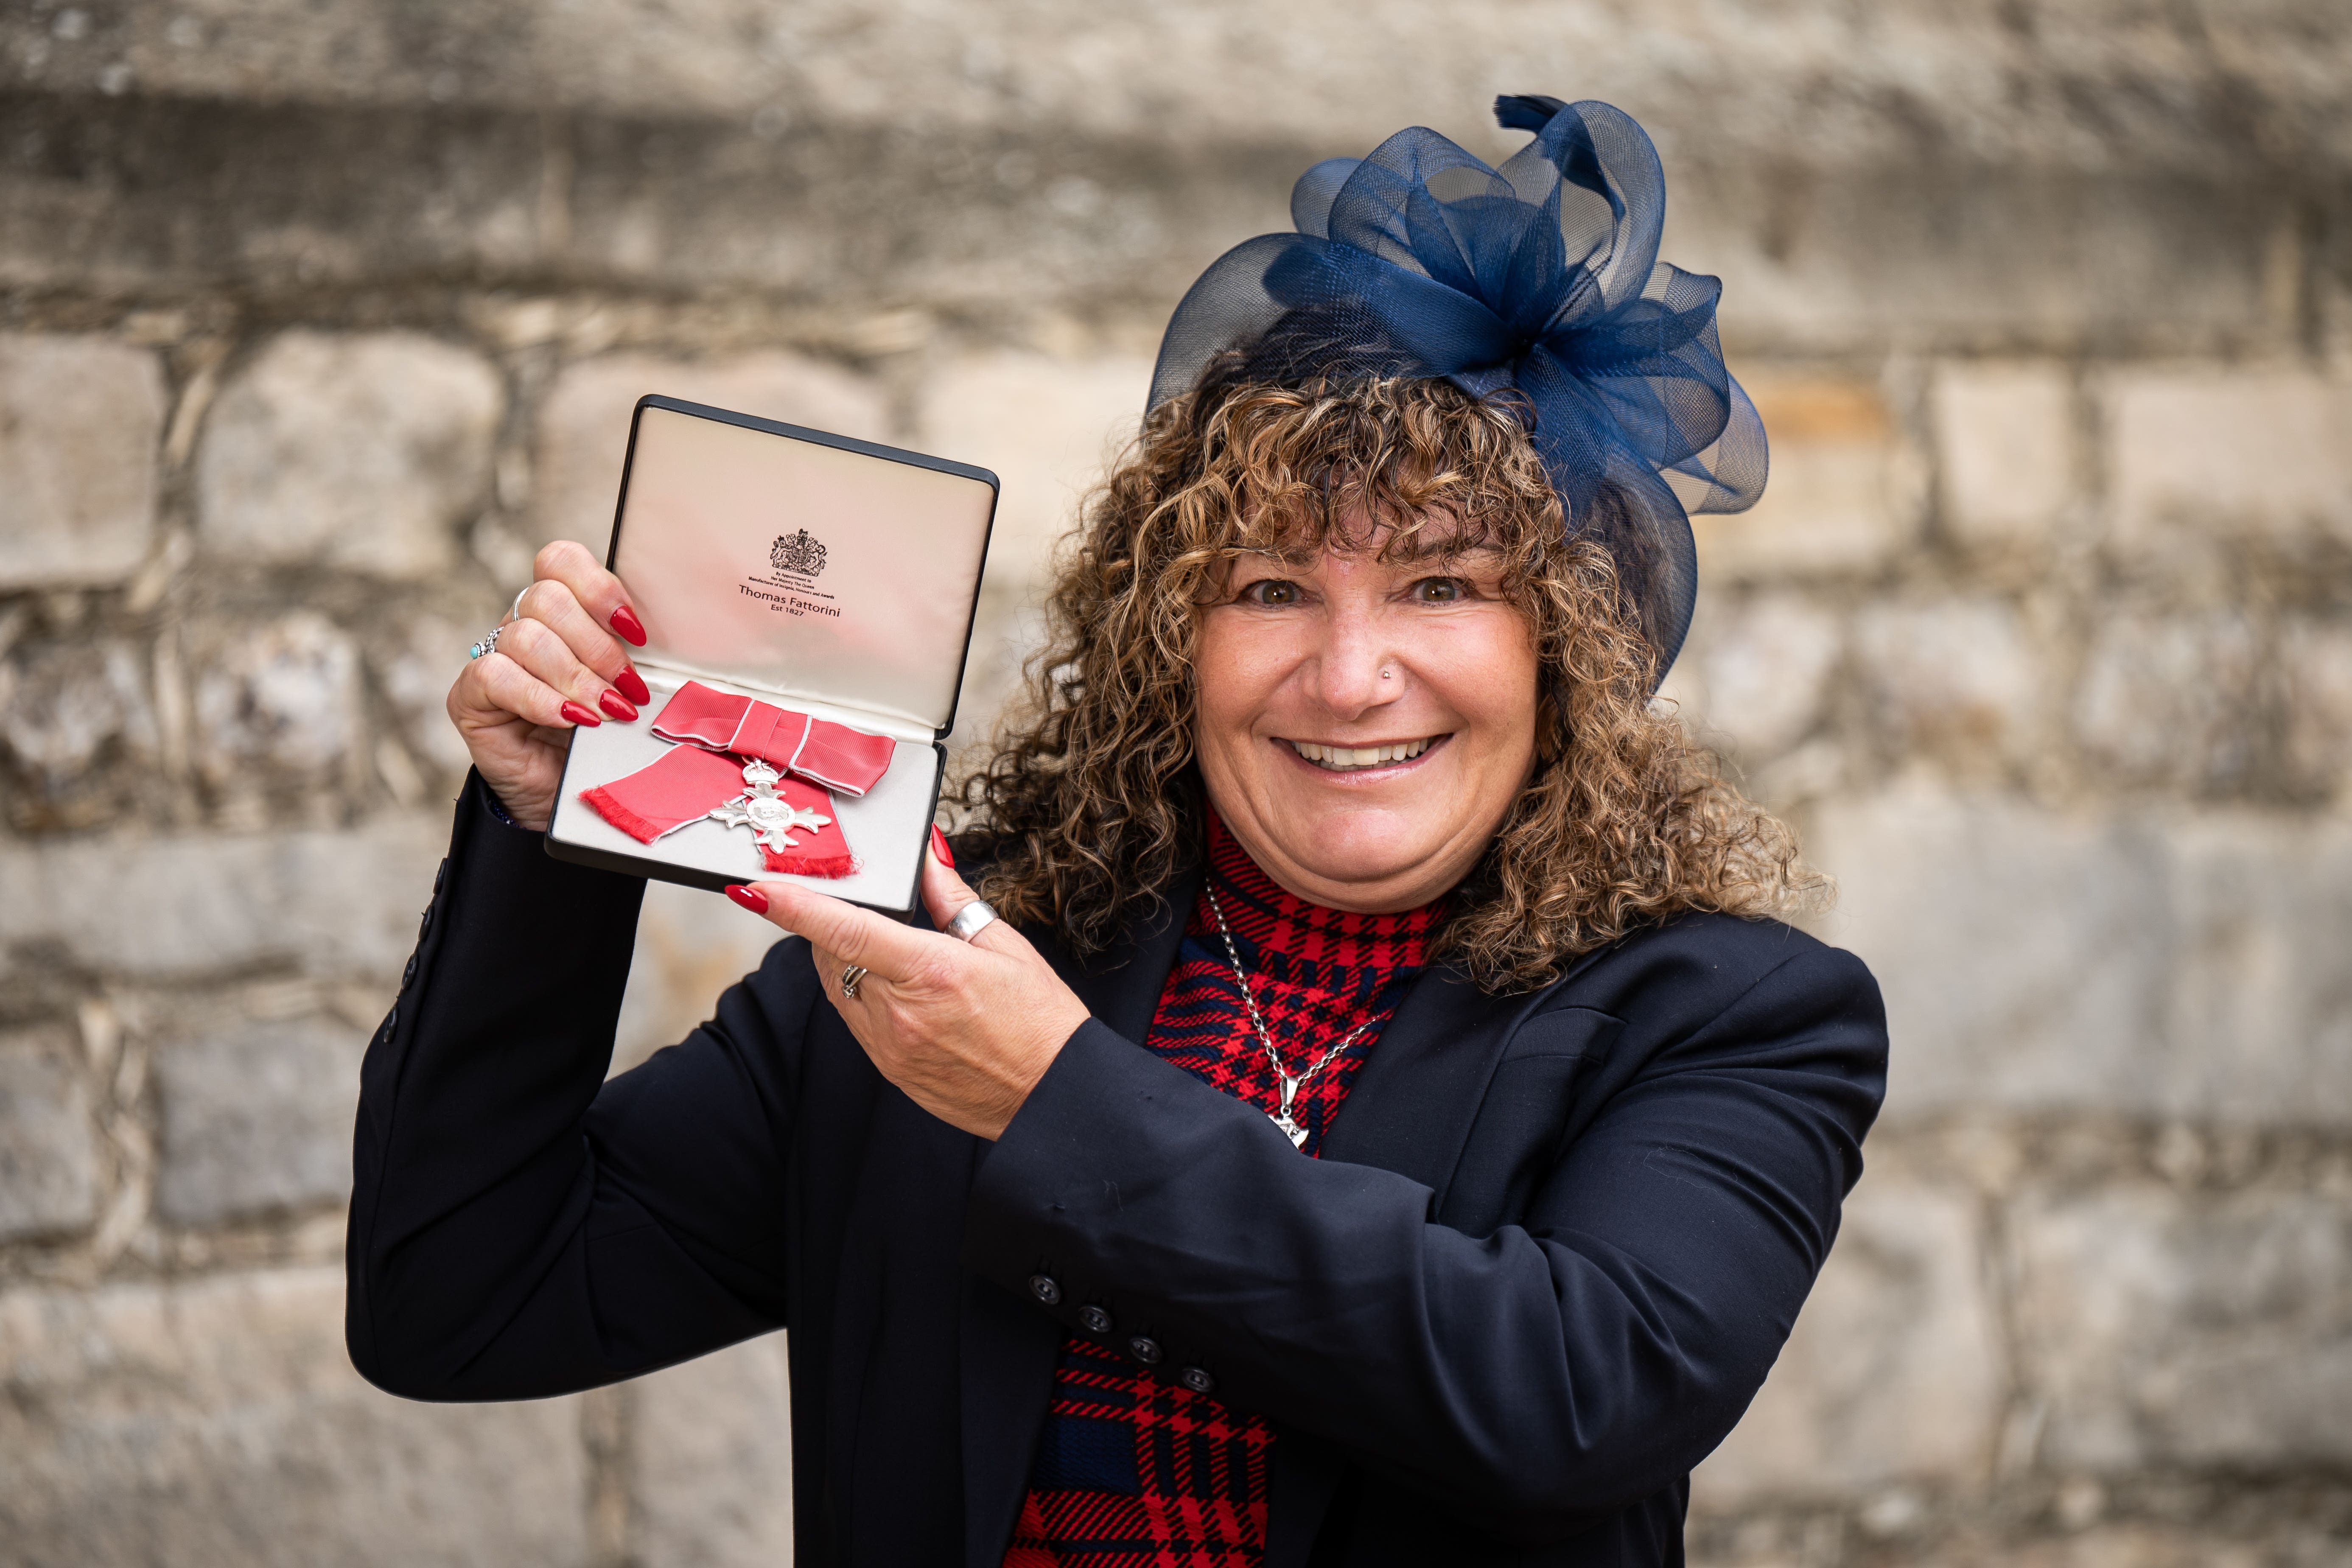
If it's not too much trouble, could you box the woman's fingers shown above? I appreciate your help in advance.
[729,838,1085,1141]
[749,879,939,984]
[535,539,650,649]
[514,546,653,704]
[919,833,1025,955]
[512,574,643,706]
[496,613,632,722]
[808,942,872,1013]
[918,837,971,926]
[464,647,604,733]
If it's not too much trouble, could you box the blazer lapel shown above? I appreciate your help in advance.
[1315,964,1527,1196]
[1063,866,1198,1034]
[958,870,1200,1567]
[1319,930,1630,1203]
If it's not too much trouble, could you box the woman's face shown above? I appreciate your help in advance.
[1192,518,1540,913]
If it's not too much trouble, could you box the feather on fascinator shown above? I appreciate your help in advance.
[1148,95,1767,678]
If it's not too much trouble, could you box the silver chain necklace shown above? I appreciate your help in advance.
[1203,883,1381,1150]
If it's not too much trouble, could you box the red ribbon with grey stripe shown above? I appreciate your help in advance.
[579,680,894,878]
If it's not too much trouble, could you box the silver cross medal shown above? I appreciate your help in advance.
[707,760,832,853]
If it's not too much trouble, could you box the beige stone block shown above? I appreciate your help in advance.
[2103,366,2352,546]
[1809,786,2352,1123]
[1669,591,1844,762]
[0,811,444,983]
[1853,598,2041,767]
[1932,361,2076,546]
[2162,813,2352,1122]
[0,639,157,789]
[374,610,494,782]
[0,334,165,588]
[2282,619,2352,795]
[0,1028,100,1244]
[633,1333,794,1568]
[0,1268,589,1566]
[154,1018,367,1226]
[189,611,364,787]
[1692,1176,2002,1508]
[1805,786,2169,1118]
[55,0,2350,192]
[196,331,503,579]
[2010,1186,2352,1472]
[1693,378,1913,578]
[916,351,1151,594]
[532,351,889,563]
[614,879,784,1075]
[1885,1523,2312,1568]
[2072,611,2260,790]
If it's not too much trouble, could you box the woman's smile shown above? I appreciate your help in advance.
[1280,733,1448,773]
[1194,524,1538,913]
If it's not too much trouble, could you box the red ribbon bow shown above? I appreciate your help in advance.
[579,681,895,878]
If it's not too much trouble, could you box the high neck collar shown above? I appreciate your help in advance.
[1202,808,1444,967]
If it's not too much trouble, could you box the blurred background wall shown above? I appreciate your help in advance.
[2,2,2349,1564]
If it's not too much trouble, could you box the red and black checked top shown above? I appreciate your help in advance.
[1002,814,1443,1568]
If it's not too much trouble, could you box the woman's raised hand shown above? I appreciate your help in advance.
[728,835,1092,1141]
[446,540,653,831]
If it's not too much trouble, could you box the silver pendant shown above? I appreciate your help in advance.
[1270,1109,1309,1149]
[707,760,831,851]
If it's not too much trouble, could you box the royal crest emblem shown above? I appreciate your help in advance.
[770,529,827,578]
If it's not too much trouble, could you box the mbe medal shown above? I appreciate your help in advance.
[708,759,832,851]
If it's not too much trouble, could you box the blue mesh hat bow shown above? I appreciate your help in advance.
[1148,95,1767,677]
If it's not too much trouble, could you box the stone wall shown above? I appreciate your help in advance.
[3,3,2349,1563]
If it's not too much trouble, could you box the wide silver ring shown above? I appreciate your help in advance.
[944,899,998,943]
[839,963,867,1001]
[467,624,503,661]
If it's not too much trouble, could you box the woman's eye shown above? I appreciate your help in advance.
[1412,578,1466,603]
[1245,580,1301,606]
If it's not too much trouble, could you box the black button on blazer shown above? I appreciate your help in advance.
[349,774,1888,1567]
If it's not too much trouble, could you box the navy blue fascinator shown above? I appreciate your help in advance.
[1149,95,1767,677]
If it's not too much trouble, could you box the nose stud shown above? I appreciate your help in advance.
[1380,668,1394,680]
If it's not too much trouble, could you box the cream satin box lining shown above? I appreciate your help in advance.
[541,395,998,914]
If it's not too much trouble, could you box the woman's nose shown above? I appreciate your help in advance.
[1308,614,1401,719]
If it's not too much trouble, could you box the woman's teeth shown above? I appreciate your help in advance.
[1288,737,1434,770]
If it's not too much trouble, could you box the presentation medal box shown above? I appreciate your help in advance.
[544,395,998,916]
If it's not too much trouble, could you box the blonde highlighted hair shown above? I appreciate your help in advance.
[956,373,1821,991]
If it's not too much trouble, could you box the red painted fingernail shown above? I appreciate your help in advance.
[610,605,647,646]
[598,688,638,721]
[930,825,955,869]
[560,700,602,727]
[725,884,767,914]
[614,666,650,706]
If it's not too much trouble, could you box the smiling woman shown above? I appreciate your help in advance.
[350,95,1888,1568]
[963,374,1815,986]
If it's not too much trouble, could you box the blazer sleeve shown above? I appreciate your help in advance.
[346,771,813,1401]
[960,935,1887,1538]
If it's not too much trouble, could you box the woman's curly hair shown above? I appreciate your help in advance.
[955,371,1823,992]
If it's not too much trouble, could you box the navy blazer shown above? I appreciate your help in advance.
[348,775,1887,1566]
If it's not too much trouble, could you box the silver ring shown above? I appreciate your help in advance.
[508,586,529,623]
[839,963,867,1001]
[467,624,503,661]
[944,899,998,943]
